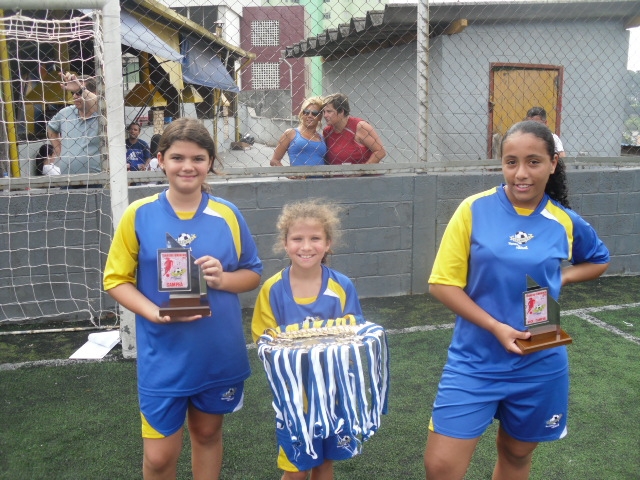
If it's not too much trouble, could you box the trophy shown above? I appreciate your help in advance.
[157,233,211,317]
[514,275,572,354]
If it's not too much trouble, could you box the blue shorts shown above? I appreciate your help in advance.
[139,382,244,438]
[276,423,359,472]
[430,370,568,443]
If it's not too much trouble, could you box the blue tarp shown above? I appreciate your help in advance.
[181,35,239,93]
[120,11,183,62]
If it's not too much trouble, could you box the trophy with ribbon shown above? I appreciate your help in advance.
[157,233,211,317]
[515,275,572,354]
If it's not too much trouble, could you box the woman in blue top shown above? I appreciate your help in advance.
[270,96,327,167]
[424,120,610,480]
[104,118,262,480]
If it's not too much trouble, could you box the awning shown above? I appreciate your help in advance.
[121,10,183,61]
[181,35,239,93]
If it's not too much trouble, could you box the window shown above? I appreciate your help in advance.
[122,54,139,93]
[252,63,280,90]
[173,6,219,32]
[251,20,279,47]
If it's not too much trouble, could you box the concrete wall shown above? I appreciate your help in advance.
[0,166,638,323]
[323,20,629,162]
[323,42,419,163]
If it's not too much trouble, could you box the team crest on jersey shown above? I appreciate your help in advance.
[221,387,236,402]
[545,413,563,429]
[177,233,196,247]
[337,435,352,448]
[508,231,534,249]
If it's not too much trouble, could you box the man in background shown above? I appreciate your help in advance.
[526,106,567,157]
[125,122,151,171]
[47,73,101,174]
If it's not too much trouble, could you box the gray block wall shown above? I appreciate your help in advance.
[0,167,638,323]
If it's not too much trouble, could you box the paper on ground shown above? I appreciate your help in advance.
[70,330,120,359]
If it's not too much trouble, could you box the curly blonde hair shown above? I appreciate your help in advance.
[274,199,344,264]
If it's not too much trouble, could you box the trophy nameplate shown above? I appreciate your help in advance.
[514,275,572,354]
[157,233,211,317]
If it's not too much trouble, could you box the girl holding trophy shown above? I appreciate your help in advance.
[104,118,262,479]
[424,120,610,480]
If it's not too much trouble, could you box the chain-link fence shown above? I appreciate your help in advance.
[118,0,638,168]
[0,0,638,324]
[2,1,639,177]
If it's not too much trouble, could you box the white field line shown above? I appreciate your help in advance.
[2,303,639,371]
[563,303,640,345]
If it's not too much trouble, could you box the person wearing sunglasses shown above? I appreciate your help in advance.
[322,93,386,165]
[47,73,101,175]
[270,96,327,167]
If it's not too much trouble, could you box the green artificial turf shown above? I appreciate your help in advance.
[1,276,638,479]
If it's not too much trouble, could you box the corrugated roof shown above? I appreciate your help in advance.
[284,1,640,59]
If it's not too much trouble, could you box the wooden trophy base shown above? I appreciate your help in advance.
[159,296,211,317]
[515,329,572,355]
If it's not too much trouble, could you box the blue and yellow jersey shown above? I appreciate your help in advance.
[104,191,262,396]
[430,185,609,380]
[252,265,363,342]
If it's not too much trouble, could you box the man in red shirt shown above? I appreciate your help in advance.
[322,93,386,165]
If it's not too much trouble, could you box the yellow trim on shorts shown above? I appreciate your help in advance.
[277,445,300,472]
[141,412,165,439]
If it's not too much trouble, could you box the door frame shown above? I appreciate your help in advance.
[488,62,564,159]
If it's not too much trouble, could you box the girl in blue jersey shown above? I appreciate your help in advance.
[252,199,363,480]
[424,120,610,480]
[270,97,327,167]
[104,118,262,480]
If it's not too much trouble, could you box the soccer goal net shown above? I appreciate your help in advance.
[0,8,121,326]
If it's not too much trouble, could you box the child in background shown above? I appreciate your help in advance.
[35,144,61,176]
[252,199,363,480]
[104,118,262,480]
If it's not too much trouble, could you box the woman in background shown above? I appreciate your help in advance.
[270,96,326,167]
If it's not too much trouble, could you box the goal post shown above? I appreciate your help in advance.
[101,0,135,357]
[0,1,132,353]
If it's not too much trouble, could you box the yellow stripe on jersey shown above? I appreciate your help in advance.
[541,200,574,261]
[429,188,496,288]
[103,194,159,291]
[204,199,241,260]
[295,295,317,305]
[326,277,347,311]
[251,271,283,342]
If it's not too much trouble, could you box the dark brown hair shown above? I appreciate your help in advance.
[501,120,570,208]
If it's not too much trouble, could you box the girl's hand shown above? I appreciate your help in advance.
[154,312,203,324]
[492,321,531,355]
[195,255,224,290]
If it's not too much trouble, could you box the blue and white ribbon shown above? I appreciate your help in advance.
[257,317,390,458]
